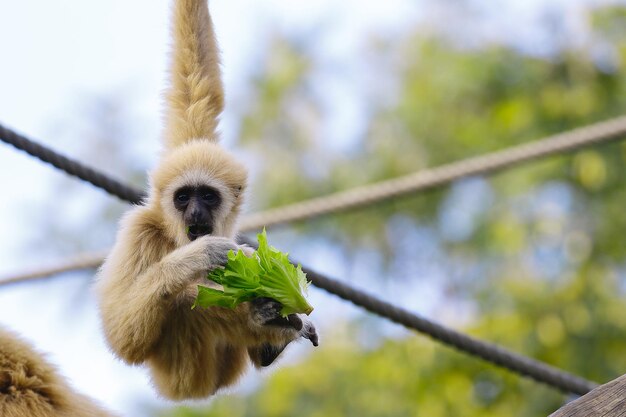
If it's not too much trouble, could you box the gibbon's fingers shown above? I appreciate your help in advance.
[165,0,224,148]
[249,297,283,326]
[238,244,255,257]
[202,236,239,268]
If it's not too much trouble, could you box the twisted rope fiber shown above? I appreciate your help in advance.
[307,269,597,395]
[239,115,626,231]
[0,124,144,204]
[0,121,604,394]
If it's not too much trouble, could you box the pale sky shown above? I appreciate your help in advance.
[0,0,609,415]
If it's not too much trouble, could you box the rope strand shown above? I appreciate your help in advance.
[304,265,597,395]
[1,119,611,394]
[240,115,626,230]
[0,124,144,204]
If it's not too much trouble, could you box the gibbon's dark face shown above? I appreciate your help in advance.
[173,185,222,241]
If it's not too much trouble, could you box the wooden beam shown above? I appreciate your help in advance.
[550,373,626,416]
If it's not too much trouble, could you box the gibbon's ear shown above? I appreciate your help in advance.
[164,0,224,149]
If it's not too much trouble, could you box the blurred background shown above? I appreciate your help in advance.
[1,0,626,415]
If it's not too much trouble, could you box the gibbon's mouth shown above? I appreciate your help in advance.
[187,224,213,241]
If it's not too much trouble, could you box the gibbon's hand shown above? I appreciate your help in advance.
[250,297,319,346]
[200,235,239,268]
[238,244,256,257]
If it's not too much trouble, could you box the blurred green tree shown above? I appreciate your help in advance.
[160,4,626,417]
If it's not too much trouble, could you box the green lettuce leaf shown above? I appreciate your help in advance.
[193,229,313,316]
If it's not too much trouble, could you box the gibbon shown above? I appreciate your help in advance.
[0,326,116,417]
[96,0,318,401]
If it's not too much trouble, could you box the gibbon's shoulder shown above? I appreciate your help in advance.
[98,204,174,280]
[116,204,167,242]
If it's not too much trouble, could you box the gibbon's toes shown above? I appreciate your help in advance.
[250,297,282,325]
[250,299,310,335]
[301,320,319,347]
[287,314,304,331]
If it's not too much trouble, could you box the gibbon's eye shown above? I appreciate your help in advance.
[176,193,190,204]
[202,192,219,204]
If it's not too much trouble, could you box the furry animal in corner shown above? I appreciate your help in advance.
[95,0,318,401]
[0,326,116,417]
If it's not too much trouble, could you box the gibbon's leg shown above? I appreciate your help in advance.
[0,327,116,417]
[214,344,249,388]
[145,295,313,399]
[146,306,252,400]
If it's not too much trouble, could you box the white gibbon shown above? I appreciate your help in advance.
[0,326,116,417]
[95,0,318,401]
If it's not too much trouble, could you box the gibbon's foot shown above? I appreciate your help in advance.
[248,322,318,367]
[250,297,319,347]
[250,297,304,330]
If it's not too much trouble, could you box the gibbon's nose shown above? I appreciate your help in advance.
[185,200,203,224]
[190,208,202,224]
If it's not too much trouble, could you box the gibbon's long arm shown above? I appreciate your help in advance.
[0,327,116,417]
[164,0,224,148]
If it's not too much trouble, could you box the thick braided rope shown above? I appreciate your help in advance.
[239,115,626,231]
[304,265,598,396]
[0,121,604,394]
[0,124,144,204]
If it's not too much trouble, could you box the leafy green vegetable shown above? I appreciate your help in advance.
[193,230,313,316]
